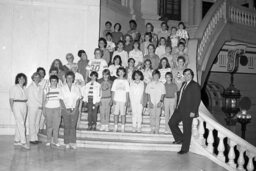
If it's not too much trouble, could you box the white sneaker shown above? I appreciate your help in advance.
[46,142,51,146]
[65,144,71,149]
[105,125,109,132]
[21,143,30,150]
[137,127,142,133]
[100,125,105,131]
[14,141,22,146]
[121,125,125,133]
[53,143,60,147]
[70,144,77,149]
[114,125,118,132]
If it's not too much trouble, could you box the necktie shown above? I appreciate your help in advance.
[177,82,187,108]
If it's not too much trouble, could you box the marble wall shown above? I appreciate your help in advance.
[0,0,100,134]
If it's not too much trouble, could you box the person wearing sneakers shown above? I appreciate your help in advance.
[163,72,178,134]
[146,70,166,134]
[111,67,130,132]
[60,71,82,149]
[26,72,43,145]
[99,69,112,131]
[129,70,145,133]
[42,75,62,147]
[82,71,101,131]
[9,73,30,149]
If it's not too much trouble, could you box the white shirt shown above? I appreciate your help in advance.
[82,81,101,104]
[155,45,166,58]
[170,34,179,48]
[146,81,165,105]
[129,81,144,103]
[9,84,27,101]
[60,84,81,109]
[86,58,108,79]
[176,29,189,40]
[108,64,120,77]
[107,41,116,52]
[112,50,129,67]
[26,82,43,107]
[74,72,85,87]
[129,49,143,67]
[111,79,130,102]
[159,68,172,84]
[142,69,153,84]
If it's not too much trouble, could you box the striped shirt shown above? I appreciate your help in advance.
[44,87,61,108]
[88,82,94,98]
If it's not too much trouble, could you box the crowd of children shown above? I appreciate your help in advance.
[9,19,190,150]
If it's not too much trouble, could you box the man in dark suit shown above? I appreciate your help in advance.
[168,68,201,154]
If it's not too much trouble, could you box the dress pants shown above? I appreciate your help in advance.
[28,106,41,141]
[168,109,193,152]
[87,98,99,127]
[62,108,79,144]
[13,103,27,144]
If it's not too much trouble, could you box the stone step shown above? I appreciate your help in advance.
[72,122,182,134]
[38,133,181,152]
[58,129,174,142]
[80,113,171,125]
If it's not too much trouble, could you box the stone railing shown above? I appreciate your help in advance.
[196,0,227,63]
[191,104,256,171]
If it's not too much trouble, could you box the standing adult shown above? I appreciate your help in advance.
[9,73,30,149]
[26,72,43,144]
[168,68,201,154]
[60,71,82,149]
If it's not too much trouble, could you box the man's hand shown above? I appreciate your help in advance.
[190,112,195,118]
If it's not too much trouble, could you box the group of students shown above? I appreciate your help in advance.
[9,19,190,150]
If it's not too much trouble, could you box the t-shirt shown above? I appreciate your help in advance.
[108,64,120,77]
[129,49,143,67]
[142,69,153,84]
[144,54,160,70]
[112,31,123,44]
[102,49,111,64]
[86,58,108,79]
[111,79,130,102]
[165,82,178,98]
[155,46,166,58]
[146,81,166,105]
[77,59,89,81]
[172,68,185,90]
[112,50,129,67]
[107,41,116,52]
[101,80,112,98]
[44,87,61,108]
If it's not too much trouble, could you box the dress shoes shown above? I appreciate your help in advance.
[172,140,182,144]
[177,150,188,155]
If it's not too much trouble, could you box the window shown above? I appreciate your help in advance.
[158,0,181,21]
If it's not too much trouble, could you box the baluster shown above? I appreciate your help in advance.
[237,146,245,171]
[198,118,205,146]
[246,151,255,171]
[228,140,236,168]
[217,133,225,162]
[192,118,199,137]
[206,124,214,153]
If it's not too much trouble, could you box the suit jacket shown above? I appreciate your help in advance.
[177,80,201,118]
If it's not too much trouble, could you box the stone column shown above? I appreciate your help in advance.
[248,0,255,9]
[140,0,160,20]
[188,0,195,25]
[194,0,202,25]
[181,0,189,24]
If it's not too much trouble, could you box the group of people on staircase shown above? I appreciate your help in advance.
[9,19,201,154]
